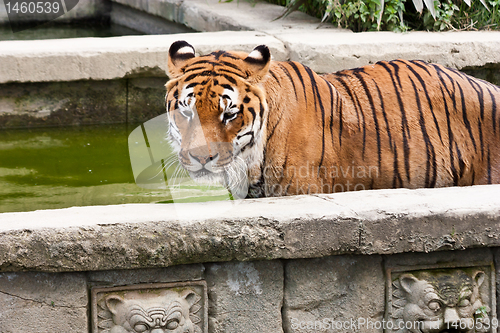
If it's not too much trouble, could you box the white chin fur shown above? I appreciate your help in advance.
[190,171,225,186]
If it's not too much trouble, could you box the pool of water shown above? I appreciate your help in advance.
[0,21,142,41]
[0,124,230,213]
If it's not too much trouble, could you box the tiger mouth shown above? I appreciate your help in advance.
[189,168,226,185]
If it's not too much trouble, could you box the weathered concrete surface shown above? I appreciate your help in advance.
[276,30,500,73]
[110,1,195,35]
[127,76,169,123]
[0,185,499,273]
[1,30,499,83]
[1,0,500,84]
[206,261,284,333]
[0,32,288,83]
[112,0,327,32]
[0,79,127,127]
[88,263,205,287]
[283,255,385,333]
[0,272,88,332]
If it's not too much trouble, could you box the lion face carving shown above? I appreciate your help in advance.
[393,270,489,333]
[103,289,202,333]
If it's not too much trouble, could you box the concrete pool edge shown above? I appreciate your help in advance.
[1,184,499,273]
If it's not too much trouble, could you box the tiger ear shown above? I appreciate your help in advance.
[168,40,196,78]
[244,45,271,83]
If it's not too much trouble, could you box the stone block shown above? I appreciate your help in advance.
[89,263,206,286]
[0,80,126,128]
[0,271,87,332]
[127,77,169,123]
[91,281,208,333]
[206,260,284,333]
[283,255,385,333]
[385,249,496,333]
[110,2,194,35]
[492,247,500,331]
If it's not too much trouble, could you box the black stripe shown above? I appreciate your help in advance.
[457,83,477,152]
[455,142,466,179]
[489,88,497,134]
[184,71,213,82]
[373,80,393,151]
[220,84,234,91]
[434,65,458,111]
[269,69,280,84]
[267,107,285,142]
[219,61,246,75]
[406,63,443,144]
[465,77,485,158]
[409,60,432,76]
[186,59,213,67]
[186,82,200,89]
[183,66,209,74]
[211,50,239,60]
[354,72,382,169]
[338,93,343,147]
[288,62,308,105]
[278,63,299,101]
[220,74,237,85]
[305,67,326,170]
[324,79,336,151]
[438,85,459,186]
[248,107,256,127]
[379,61,411,181]
[387,61,403,90]
[410,76,437,188]
[334,76,363,136]
[392,141,403,188]
[217,68,246,78]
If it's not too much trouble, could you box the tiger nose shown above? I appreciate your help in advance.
[189,151,218,166]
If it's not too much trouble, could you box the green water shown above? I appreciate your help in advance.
[0,124,178,213]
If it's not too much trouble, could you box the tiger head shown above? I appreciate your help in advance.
[165,41,271,198]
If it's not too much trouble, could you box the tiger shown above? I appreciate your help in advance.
[165,40,500,198]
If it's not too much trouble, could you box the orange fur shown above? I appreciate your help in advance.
[166,41,500,197]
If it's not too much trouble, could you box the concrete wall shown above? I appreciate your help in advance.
[0,185,499,332]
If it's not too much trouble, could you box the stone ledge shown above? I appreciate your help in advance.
[0,185,499,273]
[1,0,500,83]
[0,32,288,83]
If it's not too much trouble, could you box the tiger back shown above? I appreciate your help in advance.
[165,41,500,198]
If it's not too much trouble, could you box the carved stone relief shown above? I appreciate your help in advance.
[386,266,496,333]
[91,281,207,333]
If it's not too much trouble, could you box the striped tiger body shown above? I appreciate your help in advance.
[166,41,500,198]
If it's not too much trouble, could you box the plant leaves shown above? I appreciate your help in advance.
[478,0,491,10]
[423,0,437,18]
[274,0,308,20]
[412,0,424,13]
[377,0,385,30]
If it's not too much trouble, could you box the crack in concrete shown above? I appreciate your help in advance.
[281,259,287,333]
[0,289,85,309]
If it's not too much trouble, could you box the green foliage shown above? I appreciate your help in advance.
[268,0,499,32]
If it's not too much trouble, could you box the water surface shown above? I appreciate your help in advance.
[0,124,177,213]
